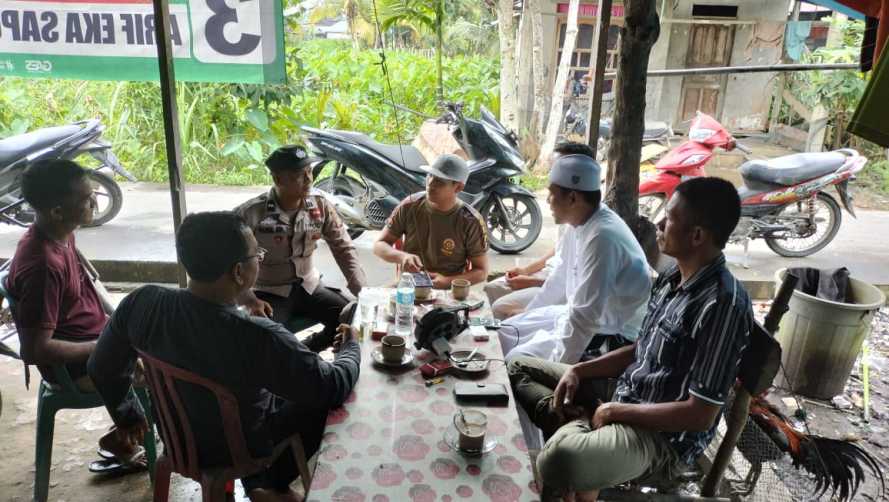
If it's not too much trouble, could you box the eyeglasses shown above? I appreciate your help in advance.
[242,247,267,264]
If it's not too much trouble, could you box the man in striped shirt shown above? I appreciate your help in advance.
[508,177,753,500]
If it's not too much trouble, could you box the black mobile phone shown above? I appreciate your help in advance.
[454,382,510,406]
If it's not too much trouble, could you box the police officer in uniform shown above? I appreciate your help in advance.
[235,145,366,352]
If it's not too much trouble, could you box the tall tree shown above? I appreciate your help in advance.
[380,0,445,102]
[495,0,519,130]
[604,0,660,222]
[538,0,580,170]
[528,0,547,138]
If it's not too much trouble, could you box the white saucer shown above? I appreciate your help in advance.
[371,346,414,367]
[443,424,498,457]
[449,350,490,374]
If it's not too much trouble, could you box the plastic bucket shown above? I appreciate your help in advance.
[774,268,885,399]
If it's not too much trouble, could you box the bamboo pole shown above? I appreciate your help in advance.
[583,0,613,154]
[151,0,188,287]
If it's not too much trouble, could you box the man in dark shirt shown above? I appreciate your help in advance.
[5,159,142,462]
[87,211,361,502]
[508,177,752,500]
[6,159,104,385]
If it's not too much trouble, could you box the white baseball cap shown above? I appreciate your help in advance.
[549,154,601,191]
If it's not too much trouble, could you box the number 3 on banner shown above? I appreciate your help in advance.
[190,0,277,65]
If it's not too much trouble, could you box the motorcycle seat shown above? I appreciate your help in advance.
[0,124,82,166]
[642,121,671,140]
[736,184,782,202]
[597,120,670,140]
[739,152,846,189]
[331,130,428,172]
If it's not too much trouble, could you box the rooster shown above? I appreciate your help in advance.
[741,394,886,501]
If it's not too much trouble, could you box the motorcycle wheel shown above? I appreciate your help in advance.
[480,194,542,254]
[82,170,123,227]
[765,192,842,258]
[638,193,666,222]
[314,176,366,240]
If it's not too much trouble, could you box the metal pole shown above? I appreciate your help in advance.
[603,62,858,79]
[584,0,613,155]
[151,0,188,288]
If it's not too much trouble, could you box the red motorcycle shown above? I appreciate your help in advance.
[638,112,867,258]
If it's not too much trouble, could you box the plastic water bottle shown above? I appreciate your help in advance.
[395,272,415,337]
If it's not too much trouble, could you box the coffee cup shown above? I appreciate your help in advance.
[381,334,407,363]
[451,279,471,301]
[454,410,487,452]
[415,285,432,300]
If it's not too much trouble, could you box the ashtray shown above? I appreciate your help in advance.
[449,350,489,374]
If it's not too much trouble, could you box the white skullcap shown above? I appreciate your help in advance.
[549,154,601,191]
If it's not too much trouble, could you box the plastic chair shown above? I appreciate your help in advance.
[590,277,796,502]
[137,350,312,502]
[0,271,157,502]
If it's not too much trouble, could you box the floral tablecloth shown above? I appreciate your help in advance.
[307,293,540,502]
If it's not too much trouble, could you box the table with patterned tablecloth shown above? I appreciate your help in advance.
[307,290,540,502]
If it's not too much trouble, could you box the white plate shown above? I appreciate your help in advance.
[443,424,498,457]
[371,346,414,367]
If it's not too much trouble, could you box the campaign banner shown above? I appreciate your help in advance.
[0,0,285,83]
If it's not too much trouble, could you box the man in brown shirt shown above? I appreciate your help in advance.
[373,154,489,289]
[235,145,366,351]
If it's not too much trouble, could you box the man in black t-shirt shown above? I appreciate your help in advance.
[88,212,361,502]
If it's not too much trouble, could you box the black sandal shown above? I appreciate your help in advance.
[88,446,147,475]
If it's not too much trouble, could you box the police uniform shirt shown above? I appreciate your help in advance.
[235,188,365,297]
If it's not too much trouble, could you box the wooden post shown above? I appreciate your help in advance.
[701,388,752,496]
[806,104,828,152]
[584,0,614,155]
[151,0,188,287]
[771,1,800,140]
[537,0,581,171]
[603,0,660,222]
[768,74,786,137]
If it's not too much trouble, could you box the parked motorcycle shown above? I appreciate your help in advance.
[302,103,542,254]
[596,118,673,163]
[561,102,673,163]
[638,112,867,258]
[0,119,134,227]
[0,261,20,419]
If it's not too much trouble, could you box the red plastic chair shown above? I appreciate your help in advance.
[137,350,312,502]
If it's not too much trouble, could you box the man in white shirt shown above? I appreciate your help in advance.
[497,153,651,365]
[483,143,592,320]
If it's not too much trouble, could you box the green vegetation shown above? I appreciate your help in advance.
[786,20,889,201]
[0,39,498,185]
[860,160,889,194]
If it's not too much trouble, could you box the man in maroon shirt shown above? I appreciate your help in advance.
[5,159,145,465]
